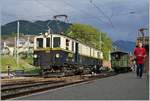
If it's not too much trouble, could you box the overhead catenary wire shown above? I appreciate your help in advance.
[2,0,60,32]
[62,0,110,26]
[89,0,133,39]
[34,0,60,15]
[2,11,50,32]
[34,0,65,33]
[3,0,113,30]
[35,0,108,26]
[2,12,64,34]
[89,0,114,28]
[2,0,122,34]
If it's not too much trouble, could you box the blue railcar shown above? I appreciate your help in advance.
[33,33,103,76]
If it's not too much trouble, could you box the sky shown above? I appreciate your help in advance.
[1,0,149,41]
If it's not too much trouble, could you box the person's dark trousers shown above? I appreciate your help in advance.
[136,64,144,78]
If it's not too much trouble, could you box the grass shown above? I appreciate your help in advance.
[1,55,40,74]
[23,56,33,65]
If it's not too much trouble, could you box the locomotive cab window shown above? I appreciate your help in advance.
[36,38,43,48]
[53,37,60,48]
[115,54,120,59]
[46,38,50,47]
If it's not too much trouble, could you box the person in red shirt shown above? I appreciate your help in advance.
[134,42,147,78]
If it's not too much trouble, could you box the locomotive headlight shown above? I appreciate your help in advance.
[33,54,37,58]
[72,59,74,62]
[45,32,48,36]
[56,53,60,58]
[66,58,69,61]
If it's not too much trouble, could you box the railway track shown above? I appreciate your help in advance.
[1,72,117,100]
[1,80,66,100]
[1,77,85,100]
[1,81,65,91]
[1,80,62,87]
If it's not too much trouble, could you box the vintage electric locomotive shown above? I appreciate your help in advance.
[33,33,103,76]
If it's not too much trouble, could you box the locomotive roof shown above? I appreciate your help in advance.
[111,51,128,55]
[35,33,101,51]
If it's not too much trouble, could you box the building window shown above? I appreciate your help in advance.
[46,38,50,47]
[37,38,43,48]
[53,37,60,48]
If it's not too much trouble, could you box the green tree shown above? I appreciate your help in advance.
[101,32,113,60]
[66,23,112,60]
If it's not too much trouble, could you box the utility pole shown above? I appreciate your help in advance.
[14,37,16,56]
[17,21,20,68]
[108,50,111,61]
[27,35,30,57]
[48,26,52,49]
[48,26,51,34]
[139,28,148,46]
[100,32,103,59]
[100,32,101,51]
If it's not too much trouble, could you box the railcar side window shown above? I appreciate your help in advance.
[66,39,70,50]
[72,41,74,51]
[46,38,50,47]
[36,38,43,48]
[97,52,100,58]
[53,37,60,48]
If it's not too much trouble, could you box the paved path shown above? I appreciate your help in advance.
[14,72,149,100]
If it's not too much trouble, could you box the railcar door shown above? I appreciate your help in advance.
[75,42,79,63]
[39,52,51,68]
